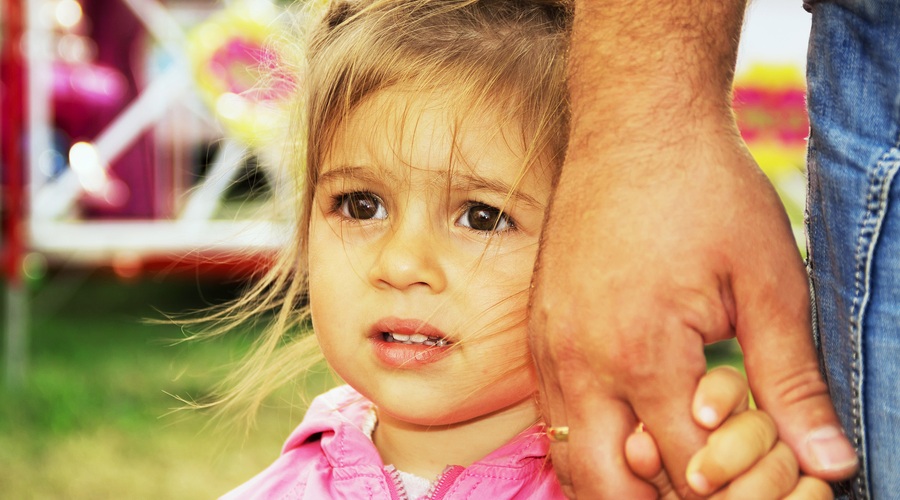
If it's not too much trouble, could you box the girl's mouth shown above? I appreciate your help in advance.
[370,318,454,367]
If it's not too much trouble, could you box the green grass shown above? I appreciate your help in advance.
[0,271,327,499]
[705,338,745,371]
[0,271,744,499]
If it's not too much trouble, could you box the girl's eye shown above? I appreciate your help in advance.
[457,203,514,232]
[337,192,387,220]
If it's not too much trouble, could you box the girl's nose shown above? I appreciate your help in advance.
[368,221,448,293]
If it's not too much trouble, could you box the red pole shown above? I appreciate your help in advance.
[2,0,29,387]
[2,0,26,285]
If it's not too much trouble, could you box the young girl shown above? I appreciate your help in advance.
[211,0,832,497]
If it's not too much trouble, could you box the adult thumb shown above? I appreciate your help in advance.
[737,263,858,481]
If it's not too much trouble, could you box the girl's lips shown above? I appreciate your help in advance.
[369,317,453,368]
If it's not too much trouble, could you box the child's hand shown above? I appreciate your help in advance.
[624,366,834,499]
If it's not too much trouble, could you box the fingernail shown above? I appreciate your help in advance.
[806,426,859,472]
[697,406,718,427]
[688,471,711,495]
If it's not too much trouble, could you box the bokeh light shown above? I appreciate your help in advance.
[54,0,83,30]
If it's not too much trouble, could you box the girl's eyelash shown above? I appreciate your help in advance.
[327,193,346,216]
[328,193,349,215]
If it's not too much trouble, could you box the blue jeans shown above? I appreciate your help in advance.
[806,0,900,497]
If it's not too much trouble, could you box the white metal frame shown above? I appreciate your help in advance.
[26,0,288,265]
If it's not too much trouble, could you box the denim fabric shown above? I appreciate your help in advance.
[806,0,900,497]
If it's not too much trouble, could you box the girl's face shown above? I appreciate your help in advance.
[308,88,552,430]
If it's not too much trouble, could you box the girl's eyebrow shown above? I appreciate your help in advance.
[451,173,542,209]
[317,165,399,188]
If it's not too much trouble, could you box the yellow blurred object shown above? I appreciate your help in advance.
[733,63,808,178]
[733,63,809,252]
[187,0,294,147]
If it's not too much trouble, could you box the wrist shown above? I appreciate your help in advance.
[568,0,747,145]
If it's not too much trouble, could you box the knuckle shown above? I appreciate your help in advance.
[766,362,830,407]
[670,287,733,342]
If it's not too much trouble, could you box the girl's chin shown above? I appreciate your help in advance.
[373,392,540,430]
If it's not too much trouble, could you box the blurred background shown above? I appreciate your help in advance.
[0,0,810,497]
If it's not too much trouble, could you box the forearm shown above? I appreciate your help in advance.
[569,0,748,152]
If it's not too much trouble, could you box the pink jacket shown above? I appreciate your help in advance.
[221,385,565,499]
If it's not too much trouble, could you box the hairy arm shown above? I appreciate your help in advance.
[569,1,742,151]
[530,1,857,498]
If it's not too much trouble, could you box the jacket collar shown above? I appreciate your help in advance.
[282,385,550,471]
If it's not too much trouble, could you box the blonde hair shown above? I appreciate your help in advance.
[195,0,572,427]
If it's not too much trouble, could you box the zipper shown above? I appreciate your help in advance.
[426,465,465,499]
[384,465,409,500]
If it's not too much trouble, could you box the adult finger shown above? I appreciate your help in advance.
[625,326,710,499]
[565,395,656,499]
[530,320,575,496]
[530,294,659,498]
[532,342,575,496]
[735,248,858,480]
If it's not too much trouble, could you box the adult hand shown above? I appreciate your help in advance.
[528,1,857,498]
[530,119,858,498]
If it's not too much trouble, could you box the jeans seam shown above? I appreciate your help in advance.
[850,139,900,499]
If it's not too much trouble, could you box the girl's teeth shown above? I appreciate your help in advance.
[385,332,449,346]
